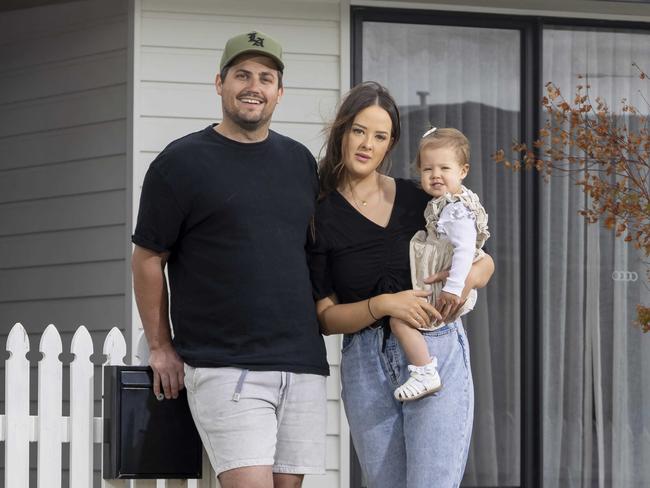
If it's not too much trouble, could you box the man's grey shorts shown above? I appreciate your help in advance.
[184,365,327,476]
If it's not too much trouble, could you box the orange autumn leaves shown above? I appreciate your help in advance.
[493,65,650,332]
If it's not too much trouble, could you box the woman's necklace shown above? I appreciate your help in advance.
[350,185,369,207]
[348,174,382,211]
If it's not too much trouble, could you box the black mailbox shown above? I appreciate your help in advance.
[103,366,203,479]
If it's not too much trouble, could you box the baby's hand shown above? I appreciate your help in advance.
[435,291,463,324]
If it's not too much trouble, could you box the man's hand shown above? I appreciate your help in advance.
[132,245,184,399]
[149,343,185,400]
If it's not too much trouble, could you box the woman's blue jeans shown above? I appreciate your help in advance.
[340,320,474,488]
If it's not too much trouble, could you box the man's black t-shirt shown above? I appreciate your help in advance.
[133,125,329,376]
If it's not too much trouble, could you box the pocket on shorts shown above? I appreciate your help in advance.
[183,364,197,393]
[187,368,243,422]
[341,333,358,354]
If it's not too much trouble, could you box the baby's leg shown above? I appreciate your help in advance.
[390,317,442,401]
[389,318,430,366]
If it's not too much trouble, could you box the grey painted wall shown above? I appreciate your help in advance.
[0,0,129,485]
[0,0,129,350]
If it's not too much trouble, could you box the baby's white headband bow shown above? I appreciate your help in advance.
[422,127,437,138]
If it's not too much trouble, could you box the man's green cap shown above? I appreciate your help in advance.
[220,31,284,73]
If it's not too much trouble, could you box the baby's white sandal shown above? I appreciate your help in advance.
[393,358,442,402]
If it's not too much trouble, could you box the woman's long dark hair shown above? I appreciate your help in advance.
[319,81,401,198]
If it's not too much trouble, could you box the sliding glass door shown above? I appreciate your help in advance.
[360,14,523,488]
[541,25,650,487]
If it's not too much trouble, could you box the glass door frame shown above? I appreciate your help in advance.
[351,6,650,488]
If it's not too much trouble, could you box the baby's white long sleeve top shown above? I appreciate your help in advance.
[436,201,477,297]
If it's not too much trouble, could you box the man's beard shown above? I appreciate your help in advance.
[223,103,271,132]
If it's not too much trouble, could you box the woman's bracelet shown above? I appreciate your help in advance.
[367,297,379,321]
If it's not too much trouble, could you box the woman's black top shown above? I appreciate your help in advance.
[308,178,430,306]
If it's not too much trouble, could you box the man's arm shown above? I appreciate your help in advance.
[132,244,185,399]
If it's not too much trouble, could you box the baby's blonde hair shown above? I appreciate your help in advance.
[416,127,470,168]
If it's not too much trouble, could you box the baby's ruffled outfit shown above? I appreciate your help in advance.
[409,185,490,330]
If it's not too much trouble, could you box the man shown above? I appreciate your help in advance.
[131,31,328,488]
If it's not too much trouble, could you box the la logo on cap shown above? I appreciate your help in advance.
[247,32,265,47]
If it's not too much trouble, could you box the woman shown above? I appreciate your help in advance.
[308,81,494,488]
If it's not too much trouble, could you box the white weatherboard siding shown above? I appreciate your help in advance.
[0,0,129,484]
[132,1,346,486]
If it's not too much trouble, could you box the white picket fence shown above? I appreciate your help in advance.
[1,323,219,488]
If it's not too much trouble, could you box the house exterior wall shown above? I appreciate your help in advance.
[129,1,348,486]
[0,0,129,484]
[0,0,130,345]
[0,0,130,372]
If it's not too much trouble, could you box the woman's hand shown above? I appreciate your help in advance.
[374,290,442,329]
[435,291,463,324]
[424,270,468,323]
[424,255,495,323]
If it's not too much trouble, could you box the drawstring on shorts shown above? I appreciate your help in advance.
[232,369,249,401]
